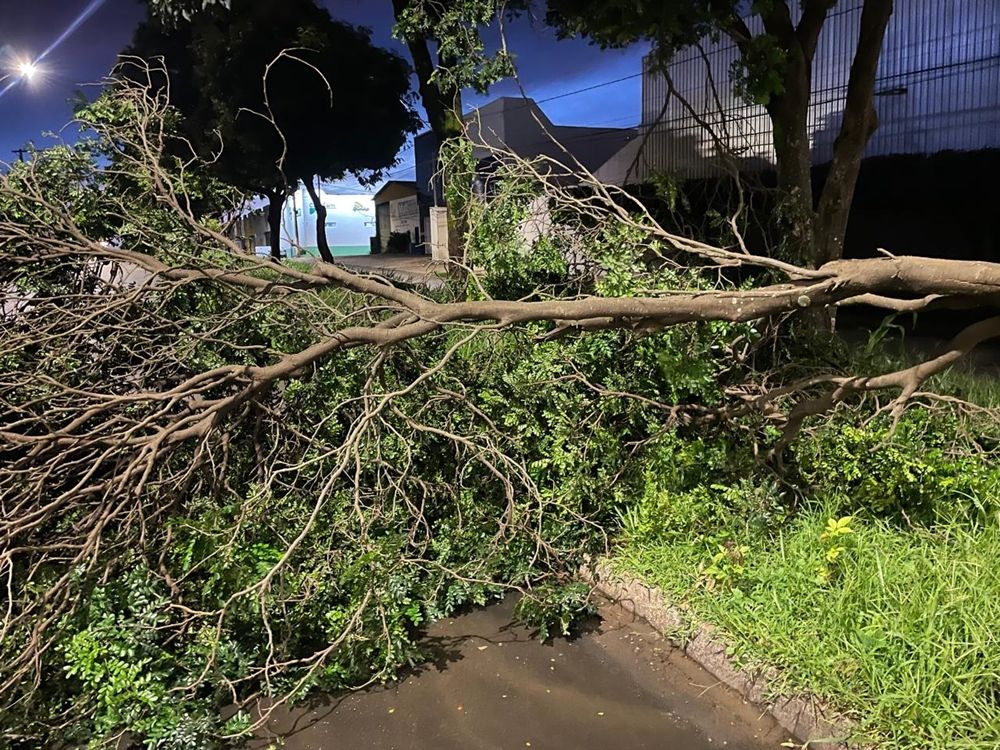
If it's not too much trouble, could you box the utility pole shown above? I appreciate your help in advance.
[11,148,28,162]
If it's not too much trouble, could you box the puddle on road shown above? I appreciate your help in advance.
[252,597,790,749]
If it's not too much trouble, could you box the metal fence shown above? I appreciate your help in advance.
[634,0,1000,179]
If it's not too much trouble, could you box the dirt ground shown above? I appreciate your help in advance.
[251,597,790,750]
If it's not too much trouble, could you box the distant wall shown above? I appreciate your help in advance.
[834,149,1000,263]
[628,148,1000,335]
[638,0,1000,180]
[228,189,376,258]
[631,149,1000,264]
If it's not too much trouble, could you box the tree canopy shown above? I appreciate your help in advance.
[145,0,229,25]
[546,0,744,52]
[129,0,419,260]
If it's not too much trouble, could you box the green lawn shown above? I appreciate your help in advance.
[297,244,371,257]
[615,509,1000,749]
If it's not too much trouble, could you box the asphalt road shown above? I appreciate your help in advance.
[252,596,790,750]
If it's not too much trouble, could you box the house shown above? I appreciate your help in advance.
[372,180,420,253]
[230,183,376,258]
[412,96,637,256]
[603,0,1000,183]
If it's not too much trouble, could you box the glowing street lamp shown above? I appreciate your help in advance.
[1,57,43,161]
[16,61,37,80]
[1,59,40,85]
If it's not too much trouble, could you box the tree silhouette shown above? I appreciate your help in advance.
[128,0,419,260]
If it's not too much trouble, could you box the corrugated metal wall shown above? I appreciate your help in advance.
[635,0,1000,179]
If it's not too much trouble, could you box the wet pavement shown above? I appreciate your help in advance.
[252,597,790,750]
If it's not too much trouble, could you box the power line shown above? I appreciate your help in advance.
[383,165,417,179]
[535,72,642,105]
[454,73,642,119]
[382,125,641,183]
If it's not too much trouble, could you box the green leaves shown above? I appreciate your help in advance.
[820,515,855,543]
[545,0,741,54]
[730,33,788,106]
[58,569,207,746]
[393,0,521,94]
[462,172,570,299]
[793,410,1000,519]
[817,516,857,584]
[702,543,749,588]
[147,0,231,26]
[513,582,595,641]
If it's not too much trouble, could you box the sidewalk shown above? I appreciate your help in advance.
[334,253,450,289]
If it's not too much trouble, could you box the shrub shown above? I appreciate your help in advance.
[386,231,411,253]
[793,409,1000,519]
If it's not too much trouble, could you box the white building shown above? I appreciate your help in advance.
[231,183,376,258]
[600,0,1000,183]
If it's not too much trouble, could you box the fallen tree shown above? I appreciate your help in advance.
[1,64,998,745]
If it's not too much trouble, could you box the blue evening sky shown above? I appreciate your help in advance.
[0,0,648,189]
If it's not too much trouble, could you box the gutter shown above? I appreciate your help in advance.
[584,561,859,749]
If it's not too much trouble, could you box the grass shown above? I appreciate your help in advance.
[616,509,1000,748]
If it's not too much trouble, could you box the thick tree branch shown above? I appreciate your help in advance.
[796,0,838,61]
[773,315,1000,451]
[758,1,796,43]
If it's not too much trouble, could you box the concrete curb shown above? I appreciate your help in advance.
[584,561,858,748]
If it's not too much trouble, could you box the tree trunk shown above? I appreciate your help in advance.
[391,0,466,262]
[390,0,462,144]
[303,176,335,263]
[813,0,894,267]
[266,190,284,261]
[769,84,815,265]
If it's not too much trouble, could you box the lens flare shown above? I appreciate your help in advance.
[36,0,108,65]
[0,0,108,100]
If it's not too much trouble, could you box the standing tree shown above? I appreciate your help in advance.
[144,0,519,260]
[129,0,418,261]
[390,0,523,260]
[545,0,894,269]
[145,0,480,145]
[389,1,520,142]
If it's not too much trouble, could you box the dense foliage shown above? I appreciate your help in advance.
[4,235,755,746]
[2,274,743,746]
[2,95,749,746]
[618,369,1000,748]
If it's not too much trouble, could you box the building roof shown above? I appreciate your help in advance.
[412,97,636,189]
[373,180,418,204]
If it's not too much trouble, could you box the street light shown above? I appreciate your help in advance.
[1,59,40,85]
[2,58,42,162]
[16,62,37,80]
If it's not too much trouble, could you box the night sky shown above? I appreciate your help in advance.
[0,0,648,186]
